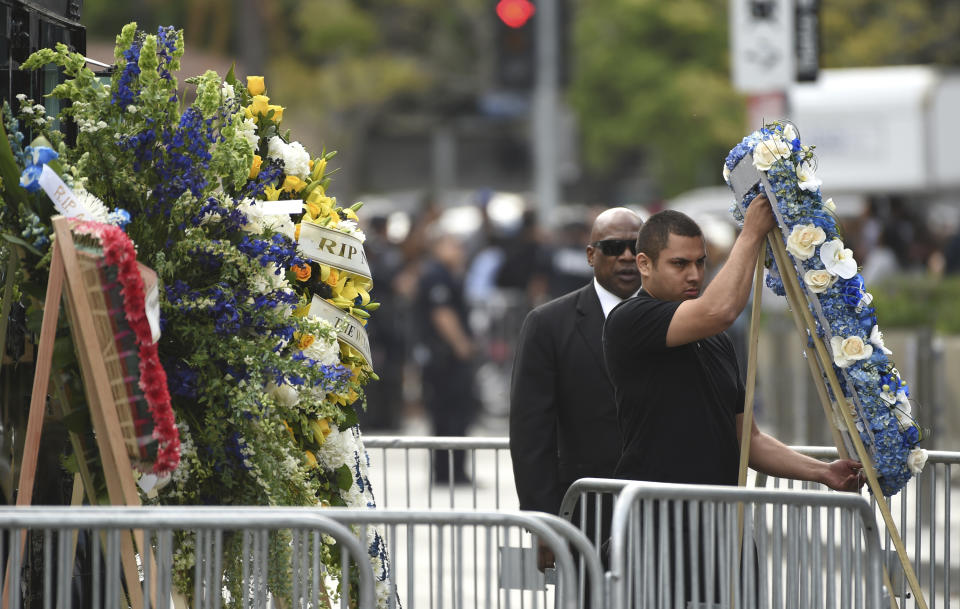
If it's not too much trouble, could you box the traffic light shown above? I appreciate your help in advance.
[497,0,535,28]
[493,0,570,90]
[494,0,536,89]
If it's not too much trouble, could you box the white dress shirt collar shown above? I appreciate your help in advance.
[593,278,638,319]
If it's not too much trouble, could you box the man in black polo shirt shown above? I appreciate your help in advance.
[603,199,863,604]
[604,199,862,490]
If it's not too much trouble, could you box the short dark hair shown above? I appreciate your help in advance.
[635,210,702,263]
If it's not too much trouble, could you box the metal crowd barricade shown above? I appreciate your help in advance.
[559,478,631,558]
[608,481,885,609]
[0,505,375,609]
[362,436,515,509]
[310,507,604,609]
[757,447,960,608]
[365,436,959,606]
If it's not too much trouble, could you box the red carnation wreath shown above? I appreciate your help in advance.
[74,221,180,475]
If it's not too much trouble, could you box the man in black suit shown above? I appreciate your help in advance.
[509,207,643,568]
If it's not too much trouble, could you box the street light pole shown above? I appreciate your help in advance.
[533,0,559,227]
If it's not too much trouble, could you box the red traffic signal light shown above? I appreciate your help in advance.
[496,0,536,29]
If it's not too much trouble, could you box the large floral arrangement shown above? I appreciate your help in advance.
[724,121,926,496]
[0,23,390,606]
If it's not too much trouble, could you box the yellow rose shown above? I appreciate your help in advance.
[803,269,836,293]
[830,335,873,368]
[268,104,284,122]
[785,224,826,261]
[303,450,318,469]
[298,332,315,349]
[246,75,266,96]
[248,95,270,117]
[282,175,306,193]
[249,154,262,179]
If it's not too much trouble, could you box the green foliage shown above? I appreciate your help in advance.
[569,0,745,198]
[871,275,960,334]
[822,1,960,67]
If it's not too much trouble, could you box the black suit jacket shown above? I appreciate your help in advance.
[509,283,622,514]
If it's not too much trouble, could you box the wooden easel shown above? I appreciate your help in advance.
[732,164,928,609]
[5,216,149,609]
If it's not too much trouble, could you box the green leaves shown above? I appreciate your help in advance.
[569,0,743,197]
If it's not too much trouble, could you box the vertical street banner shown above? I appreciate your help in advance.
[730,0,796,93]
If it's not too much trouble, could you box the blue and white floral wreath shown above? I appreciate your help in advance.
[724,121,926,496]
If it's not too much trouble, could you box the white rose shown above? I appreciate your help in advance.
[782,123,797,141]
[752,136,793,171]
[722,164,731,184]
[820,239,858,279]
[907,448,928,474]
[824,197,836,212]
[869,325,893,355]
[266,381,300,407]
[830,335,873,368]
[803,269,837,293]
[785,224,826,260]
[796,161,822,192]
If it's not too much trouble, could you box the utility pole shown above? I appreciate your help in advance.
[533,0,559,227]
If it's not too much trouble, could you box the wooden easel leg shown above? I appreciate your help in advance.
[767,232,925,609]
[738,256,765,488]
[735,255,765,609]
[2,239,66,609]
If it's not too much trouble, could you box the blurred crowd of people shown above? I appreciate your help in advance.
[357,192,613,447]
[357,189,960,458]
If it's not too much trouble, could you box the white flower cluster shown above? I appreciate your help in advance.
[317,422,356,471]
[76,117,110,133]
[237,117,258,149]
[337,220,367,243]
[74,188,111,223]
[267,136,310,179]
[237,197,296,240]
[302,326,341,367]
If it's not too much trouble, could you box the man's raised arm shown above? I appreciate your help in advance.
[665,195,775,347]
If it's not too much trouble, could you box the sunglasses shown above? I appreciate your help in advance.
[591,239,637,256]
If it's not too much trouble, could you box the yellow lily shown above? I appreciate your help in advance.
[311,418,331,445]
[282,175,307,193]
[311,157,327,180]
[263,184,282,201]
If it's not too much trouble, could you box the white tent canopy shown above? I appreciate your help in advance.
[788,66,960,193]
